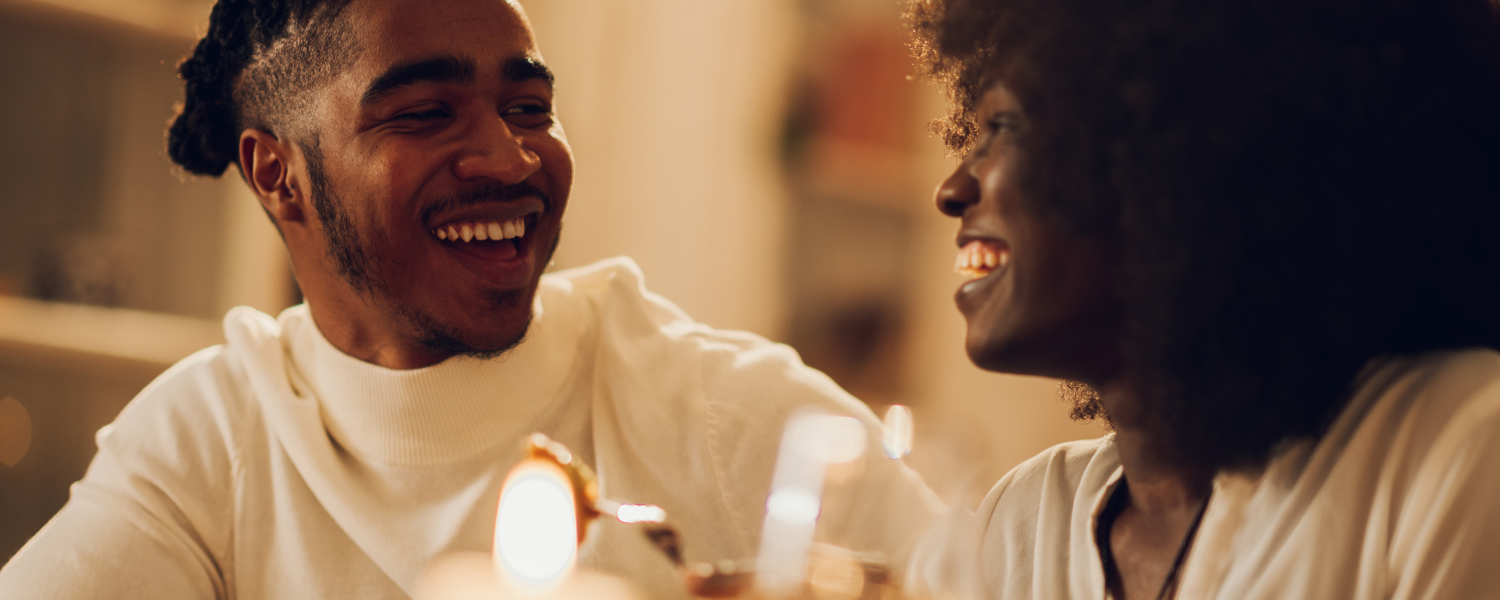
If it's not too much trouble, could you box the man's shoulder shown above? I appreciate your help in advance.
[104,341,254,455]
[101,305,294,462]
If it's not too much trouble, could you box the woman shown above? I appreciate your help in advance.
[907,0,1500,598]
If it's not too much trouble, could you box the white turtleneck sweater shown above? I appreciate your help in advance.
[0,257,940,599]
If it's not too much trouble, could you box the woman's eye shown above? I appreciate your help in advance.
[504,104,553,128]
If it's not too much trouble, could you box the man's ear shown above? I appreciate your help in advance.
[239,129,308,224]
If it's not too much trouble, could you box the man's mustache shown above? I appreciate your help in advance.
[420,182,551,226]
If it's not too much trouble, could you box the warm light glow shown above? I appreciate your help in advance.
[494,463,578,590]
[766,488,821,524]
[614,504,667,524]
[881,405,913,459]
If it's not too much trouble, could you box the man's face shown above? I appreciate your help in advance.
[936,82,1119,384]
[297,0,571,360]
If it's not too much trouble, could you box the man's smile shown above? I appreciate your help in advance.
[433,217,527,243]
[432,215,533,260]
[423,199,546,287]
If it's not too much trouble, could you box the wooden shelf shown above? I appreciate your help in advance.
[0,0,205,43]
[0,296,223,379]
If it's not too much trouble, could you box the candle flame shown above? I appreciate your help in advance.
[493,461,578,591]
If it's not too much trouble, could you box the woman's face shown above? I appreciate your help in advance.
[937,81,1121,384]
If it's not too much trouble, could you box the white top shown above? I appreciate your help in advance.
[0,257,940,599]
[908,349,1500,600]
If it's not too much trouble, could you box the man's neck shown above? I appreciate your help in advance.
[305,295,453,370]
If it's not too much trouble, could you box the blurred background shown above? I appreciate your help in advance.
[0,0,1103,562]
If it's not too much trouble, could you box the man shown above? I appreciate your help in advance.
[0,0,939,597]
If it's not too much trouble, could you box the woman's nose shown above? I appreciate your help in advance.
[935,163,979,217]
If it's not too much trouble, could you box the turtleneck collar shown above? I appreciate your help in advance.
[280,301,580,466]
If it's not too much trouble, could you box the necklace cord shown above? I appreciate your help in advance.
[1095,480,1212,600]
[1153,493,1210,600]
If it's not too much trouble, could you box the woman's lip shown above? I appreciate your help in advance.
[955,270,995,321]
[954,249,1010,316]
[955,239,1010,280]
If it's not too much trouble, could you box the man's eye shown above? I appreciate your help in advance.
[503,104,553,128]
[394,110,448,121]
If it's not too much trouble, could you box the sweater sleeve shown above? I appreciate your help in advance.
[0,348,238,599]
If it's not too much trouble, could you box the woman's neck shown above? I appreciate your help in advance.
[1096,379,1214,599]
[1098,379,1213,508]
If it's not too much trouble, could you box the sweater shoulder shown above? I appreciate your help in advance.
[78,341,252,578]
[103,343,252,459]
[978,436,1116,523]
[1333,349,1500,475]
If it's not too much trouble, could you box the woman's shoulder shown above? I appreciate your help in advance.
[907,436,1118,598]
[977,436,1119,519]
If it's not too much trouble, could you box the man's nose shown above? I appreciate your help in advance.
[452,118,542,184]
[935,162,980,217]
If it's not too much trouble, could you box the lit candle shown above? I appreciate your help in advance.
[493,458,578,591]
[415,434,640,600]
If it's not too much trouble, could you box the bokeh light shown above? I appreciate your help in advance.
[766,487,822,525]
[614,504,666,524]
[493,464,578,590]
[881,404,913,459]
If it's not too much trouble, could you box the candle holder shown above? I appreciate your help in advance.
[423,410,931,600]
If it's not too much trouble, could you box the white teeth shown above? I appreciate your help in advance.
[434,218,531,243]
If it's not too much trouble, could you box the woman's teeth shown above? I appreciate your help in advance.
[955,240,1008,279]
[432,218,527,242]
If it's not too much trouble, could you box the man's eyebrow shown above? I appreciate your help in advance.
[360,55,477,106]
[502,56,554,87]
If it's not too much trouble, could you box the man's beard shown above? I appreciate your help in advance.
[303,142,530,360]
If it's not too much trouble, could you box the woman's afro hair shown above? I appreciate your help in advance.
[910,0,1500,471]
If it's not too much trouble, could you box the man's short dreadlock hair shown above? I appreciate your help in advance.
[167,0,359,177]
[910,0,1500,472]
